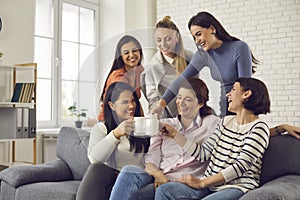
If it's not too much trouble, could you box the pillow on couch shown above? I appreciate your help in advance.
[260,134,300,185]
[56,127,91,180]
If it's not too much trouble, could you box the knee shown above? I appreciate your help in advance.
[118,165,142,180]
[87,162,107,174]
[84,162,116,180]
[155,182,176,198]
[155,184,165,196]
[120,165,145,174]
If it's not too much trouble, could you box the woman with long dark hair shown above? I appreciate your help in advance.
[98,35,144,121]
[77,82,150,200]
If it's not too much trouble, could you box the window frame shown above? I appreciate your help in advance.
[35,0,99,128]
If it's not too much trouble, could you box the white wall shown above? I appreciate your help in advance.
[157,0,300,127]
[99,0,156,41]
[0,0,35,65]
[99,0,156,63]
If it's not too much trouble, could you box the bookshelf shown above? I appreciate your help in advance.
[0,63,37,167]
[0,63,37,139]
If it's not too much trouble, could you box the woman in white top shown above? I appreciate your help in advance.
[142,16,193,118]
[76,82,150,200]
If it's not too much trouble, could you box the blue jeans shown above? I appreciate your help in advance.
[109,165,154,200]
[155,182,244,200]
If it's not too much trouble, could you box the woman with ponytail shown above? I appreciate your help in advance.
[142,16,193,118]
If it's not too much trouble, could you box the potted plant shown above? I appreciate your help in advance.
[67,103,88,128]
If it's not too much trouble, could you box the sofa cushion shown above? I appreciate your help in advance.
[15,180,80,200]
[0,181,16,200]
[240,175,300,200]
[0,160,72,187]
[56,127,91,180]
[260,134,300,185]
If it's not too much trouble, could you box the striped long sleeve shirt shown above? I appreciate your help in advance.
[183,115,270,193]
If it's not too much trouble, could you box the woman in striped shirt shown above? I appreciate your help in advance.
[155,77,271,200]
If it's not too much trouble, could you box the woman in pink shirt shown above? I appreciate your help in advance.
[109,78,220,200]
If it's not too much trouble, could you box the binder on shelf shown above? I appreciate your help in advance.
[16,107,23,138]
[0,107,36,139]
[17,107,36,138]
[0,107,17,139]
[11,83,24,102]
[28,108,36,138]
[22,108,29,138]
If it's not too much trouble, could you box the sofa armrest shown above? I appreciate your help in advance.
[240,175,300,200]
[260,135,300,185]
[0,159,73,188]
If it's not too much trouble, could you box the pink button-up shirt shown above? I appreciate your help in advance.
[145,114,220,180]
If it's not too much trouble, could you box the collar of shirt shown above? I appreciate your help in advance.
[162,53,174,65]
[177,114,202,133]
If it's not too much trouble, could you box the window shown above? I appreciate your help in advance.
[34,0,99,127]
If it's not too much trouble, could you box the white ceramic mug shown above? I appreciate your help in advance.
[145,114,159,136]
[134,117,147,135]
[134,114,159,137]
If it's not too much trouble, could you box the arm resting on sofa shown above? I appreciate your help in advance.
[0,159,73,188]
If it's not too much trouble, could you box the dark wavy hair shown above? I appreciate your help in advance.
[235,77,271,115]
[188,11,260,73]
[103,82,149,153]
[179,77,213,117]
[101,35,144,101]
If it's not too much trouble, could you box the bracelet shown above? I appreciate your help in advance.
[275,126,281,136]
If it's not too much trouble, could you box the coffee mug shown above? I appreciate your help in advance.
[134,117,147,135]
[134,114,159,137]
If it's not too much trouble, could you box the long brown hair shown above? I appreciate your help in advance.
[101,35,144,102]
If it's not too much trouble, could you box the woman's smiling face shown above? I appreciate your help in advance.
[120,41,141,70]
[190,25,220,51]
[155,28,179,58]
[226,82,246,113]
[109,90,136,122]
[176,87,202,119]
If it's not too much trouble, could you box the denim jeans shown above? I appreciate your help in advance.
[155,182,244,200]
[109,165,154,200]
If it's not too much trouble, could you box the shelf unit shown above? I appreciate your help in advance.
[0,63,37,166]
[0,63,36,106]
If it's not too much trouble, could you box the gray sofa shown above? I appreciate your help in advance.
[0,127,91,200]
[240,134,300,200]
[0,128,299,200]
